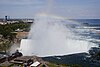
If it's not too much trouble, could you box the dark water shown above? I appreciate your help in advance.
[72,19,100,25]
[73,19,100,46]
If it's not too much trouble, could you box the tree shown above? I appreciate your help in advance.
[0,39,11,53]
[0,25,13,38]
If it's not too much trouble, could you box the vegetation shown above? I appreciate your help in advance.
[45,62,83,67]
[0,23,31,37]
[0,22,31,53]
[0,39,12,53]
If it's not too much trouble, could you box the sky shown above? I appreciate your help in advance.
[0,0,100,19]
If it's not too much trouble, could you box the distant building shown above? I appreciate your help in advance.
[0,22,7,25]
[0,16,34,25]
[22,19,34,23]
[7,19,34,24]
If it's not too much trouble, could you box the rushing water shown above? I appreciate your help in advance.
[19,14,96,57]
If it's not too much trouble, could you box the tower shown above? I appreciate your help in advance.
[5,16,7,22]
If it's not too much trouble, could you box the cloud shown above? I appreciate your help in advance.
[0,0,100,19]
[0,0,44,6]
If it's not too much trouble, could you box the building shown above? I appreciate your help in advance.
[10,56,43,67]
[0,16,34,25]
[30,61,41,67]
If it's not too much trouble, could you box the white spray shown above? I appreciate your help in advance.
[19,14,96,57]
